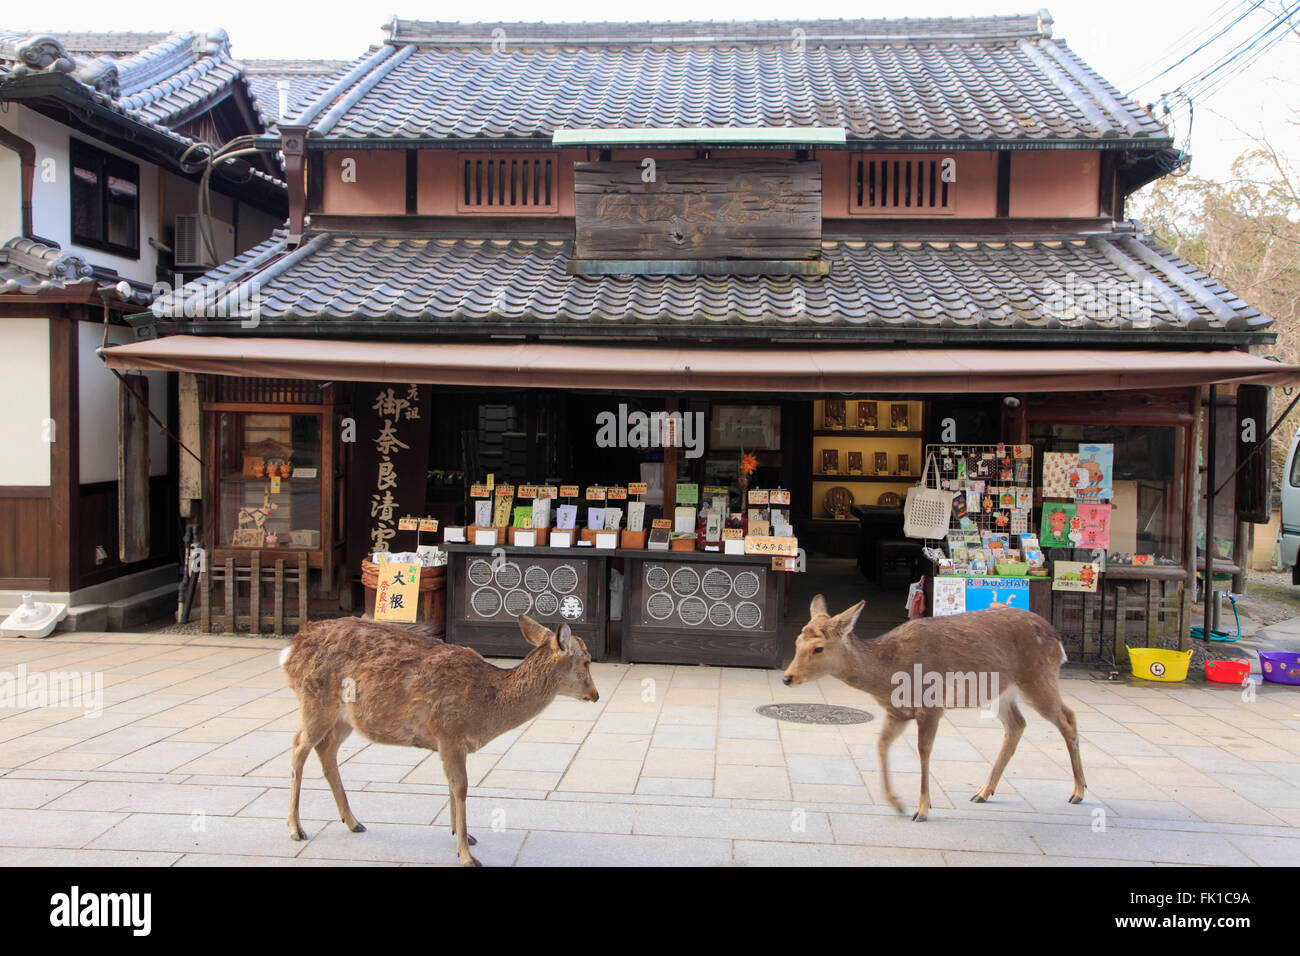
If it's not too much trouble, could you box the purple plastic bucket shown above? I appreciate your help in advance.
[1259,652,1300,686]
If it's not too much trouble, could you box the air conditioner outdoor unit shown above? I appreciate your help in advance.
[174,214,235,269]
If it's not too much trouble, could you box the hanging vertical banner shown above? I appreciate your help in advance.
[347,383,432,575]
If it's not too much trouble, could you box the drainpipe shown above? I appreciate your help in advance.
[0,126,36,239]
[279,125,308,247]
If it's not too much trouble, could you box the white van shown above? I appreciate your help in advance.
[1282,431,1300,583]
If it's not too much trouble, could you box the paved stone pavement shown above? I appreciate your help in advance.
[1,630,1298,866]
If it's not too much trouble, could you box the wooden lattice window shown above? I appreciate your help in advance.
[213,378,322,405]
[849,154,955,216]
[457,152,558,214]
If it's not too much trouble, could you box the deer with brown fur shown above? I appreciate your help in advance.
[281,614,598,865]
[783,596,1085,821]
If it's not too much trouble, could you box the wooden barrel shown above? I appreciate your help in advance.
[360,560,447,637]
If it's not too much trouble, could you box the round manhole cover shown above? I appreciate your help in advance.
[755,703,874,725]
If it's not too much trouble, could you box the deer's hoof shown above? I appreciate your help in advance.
[971,793,988,803]
[290,827,307,841]
[467,832,478,846]
[1068,794,1084,805]
[911,810,928,823]
[462,857,483,867]
[350,822,366,833]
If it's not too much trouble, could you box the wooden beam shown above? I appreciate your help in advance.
[48,313,77,592]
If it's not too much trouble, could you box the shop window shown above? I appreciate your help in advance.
[217,413,322,550]
[70,138,140,257]
[1029,423,1186,564]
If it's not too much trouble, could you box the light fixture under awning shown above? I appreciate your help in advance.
[552,127,847,147]
[98,337,1300,393]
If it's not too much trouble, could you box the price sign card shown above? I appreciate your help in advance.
[398,517,418,531]
[518,485,538,499]
[586,487,606,501]
[418,518,438,533]
[676,483,699,505]
[629,482,648,496]
[748,489,770,505]
[607,487,627,501]
[560,485,579,499]
[470,484,490,498]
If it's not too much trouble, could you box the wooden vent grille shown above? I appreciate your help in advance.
[850,155,954,215]
[458,152,558,213]
[214,378,321,405]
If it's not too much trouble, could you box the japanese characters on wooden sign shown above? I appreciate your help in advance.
[373,555,420,623]
[347,383,432,573]
[573,160,822,260]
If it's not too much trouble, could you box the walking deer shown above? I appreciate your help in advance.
[783,596,1085,821]
[280,614,599,865]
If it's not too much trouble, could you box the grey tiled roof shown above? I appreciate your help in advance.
[0,29,262,129]
[292,15,1164,143]
[153,229,1266,334]
[0,236,95,294]
[243,59,358,130]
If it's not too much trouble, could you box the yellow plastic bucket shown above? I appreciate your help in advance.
[1126,646,1192,682]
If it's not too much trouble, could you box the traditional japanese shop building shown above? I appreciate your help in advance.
[0,29,285,623]
[102,14,1298,663]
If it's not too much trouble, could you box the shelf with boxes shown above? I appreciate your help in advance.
[811,399,926,519]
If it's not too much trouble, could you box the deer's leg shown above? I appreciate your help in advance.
[440,748,480,866]
[913,709,942,822]
[288,709,334,841]
[316,718,364,833]
[876,712,908,814]
[973,693,1025,803]
[1022,681,1087,804]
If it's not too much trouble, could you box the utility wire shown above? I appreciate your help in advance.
[1127,0,1267,96]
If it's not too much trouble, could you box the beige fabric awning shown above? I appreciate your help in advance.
[100,336,1300,392]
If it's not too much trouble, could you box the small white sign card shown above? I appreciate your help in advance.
[587,507,606,530]
[550,530,573,548]
[532,498,551,530]
[514,530,537,547]
[674,506,697,533]
[474,500,492,526]
[723,537,745,555]
[474,529,497,546]
[627,501,645,532]
[556,505,577,530]
[595,531,618,549]
[443,526,466,543]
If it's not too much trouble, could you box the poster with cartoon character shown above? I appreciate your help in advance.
[1042,451,1079,498]
[965,577,1029,611]
[1076,503,1112,549]
[1072,444,1113,502]
[1040,502,1077,548]
[933,577,967,617]
[1052,561,1101,592]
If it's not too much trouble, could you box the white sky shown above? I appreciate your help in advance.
[7,1,1298,185]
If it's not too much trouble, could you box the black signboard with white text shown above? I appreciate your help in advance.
[346,383,432,575]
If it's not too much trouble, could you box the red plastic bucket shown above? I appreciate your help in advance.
[1204,659,1250,684]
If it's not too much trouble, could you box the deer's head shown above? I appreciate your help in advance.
[518,615,599,702]
[783,595,864,686]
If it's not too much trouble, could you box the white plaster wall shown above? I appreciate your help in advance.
[79,322,168,483]
[0,318,52,486]
[5,107,160,284]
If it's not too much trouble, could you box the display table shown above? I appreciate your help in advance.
[443,544,609,660]
[621,549,785,668]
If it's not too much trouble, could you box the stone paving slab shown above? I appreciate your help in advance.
[1,630,1298,865]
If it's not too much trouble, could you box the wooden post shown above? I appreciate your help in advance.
[118,374,151,563]
[298,551,308,629]
[274,557,286,635]
[200,566,211,633]
[663,397,678,518]
[1181,388,1201,651]
[224,556,235,634]
[249,552,261,636]
[1203,385,1217,646]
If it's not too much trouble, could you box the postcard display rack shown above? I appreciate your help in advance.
[443,544,610,660]
[923,443,1051,620]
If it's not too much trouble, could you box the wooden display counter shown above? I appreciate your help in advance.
[621,549,785,668]
[443,544,609,660]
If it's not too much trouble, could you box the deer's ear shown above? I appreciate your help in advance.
[554,623,577,655]
[809,594,829,619]
[834,600,865,639]
[517,614,552,647]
